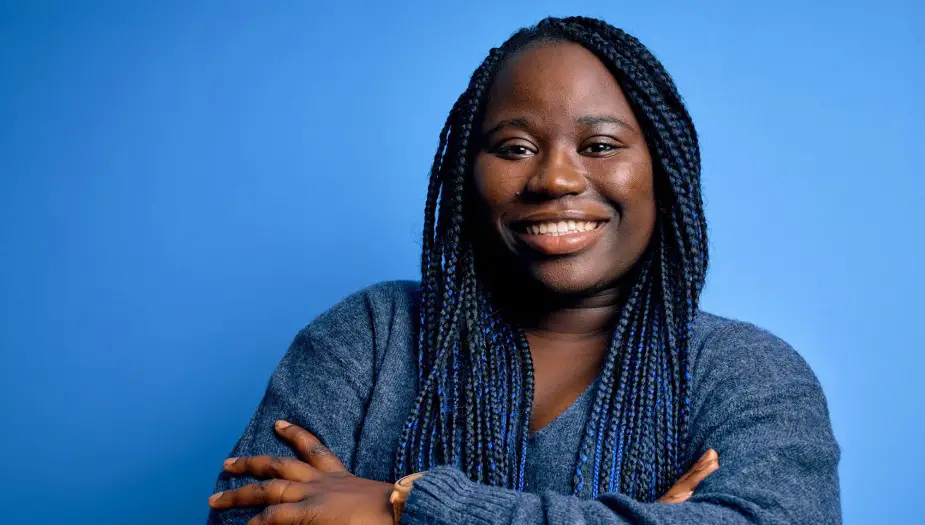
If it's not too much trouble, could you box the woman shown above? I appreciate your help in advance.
[206,16,841,524]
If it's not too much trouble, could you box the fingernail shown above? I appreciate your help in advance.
[696,450,716,466]
[223,458,237,468]
[694,459,717,472]
[276,420,291,429]
[681,490,693,498]
[209,492,223,504]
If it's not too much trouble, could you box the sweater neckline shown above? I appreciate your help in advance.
[527,375,600,441]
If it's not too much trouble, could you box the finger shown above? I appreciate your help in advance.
[657,490,693,504]
[223,455,319,483]
[658,449,719,502]
[208,479,309,510]
[673,448,718,485]
[247,502,318,525]
[672,453,720,494]
[684,456,719,488]
[275,420,346,473]
[675,449,717,483]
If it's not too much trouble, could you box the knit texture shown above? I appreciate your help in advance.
[206,280,841,524]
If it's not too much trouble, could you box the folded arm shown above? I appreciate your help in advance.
[403,322,842,525]
[206,290,377,525]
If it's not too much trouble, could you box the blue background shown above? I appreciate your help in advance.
[1,1,921,523]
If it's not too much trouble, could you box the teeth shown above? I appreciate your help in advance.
[525,220,602,235]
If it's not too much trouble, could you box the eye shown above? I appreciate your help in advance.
[579,140,621,157]
[493,142,537,160]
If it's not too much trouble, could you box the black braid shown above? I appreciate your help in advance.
[393,16,708,502]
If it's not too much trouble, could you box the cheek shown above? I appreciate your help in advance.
[472,154,522,216]
[602,156,655,215]
[600,157,656,246]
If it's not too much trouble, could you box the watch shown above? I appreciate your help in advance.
[389,471,429,523]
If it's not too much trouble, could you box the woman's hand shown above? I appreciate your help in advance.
[208,420,395,525]
[656,448,719,503]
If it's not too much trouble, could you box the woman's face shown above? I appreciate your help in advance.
[473,41,656,296]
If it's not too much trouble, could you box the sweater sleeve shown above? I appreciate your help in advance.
[206,286,380,525]
[402,320,842,525]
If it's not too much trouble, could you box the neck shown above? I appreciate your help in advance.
[471,238,628,344]
[489,273,623,342]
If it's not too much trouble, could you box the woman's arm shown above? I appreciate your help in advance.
[402,321,842,525]
[206,286,384,525]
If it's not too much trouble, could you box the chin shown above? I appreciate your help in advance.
[525,261,611,298]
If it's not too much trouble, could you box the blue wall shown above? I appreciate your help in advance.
[1,1,921,523]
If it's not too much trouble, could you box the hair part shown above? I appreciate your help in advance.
[393,15,708,502]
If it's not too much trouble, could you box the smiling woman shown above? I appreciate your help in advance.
[206,16,841,525]
[472,41,656,294]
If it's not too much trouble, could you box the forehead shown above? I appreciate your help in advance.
[483,41,632,123]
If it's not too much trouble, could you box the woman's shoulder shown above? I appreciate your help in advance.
[292,280,421,375]
[304,279,420,333]
[689,308,826,395]
[686,309,839,472]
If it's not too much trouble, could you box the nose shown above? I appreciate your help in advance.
[522,147,587,198]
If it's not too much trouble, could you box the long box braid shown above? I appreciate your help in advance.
[393,16,708,503]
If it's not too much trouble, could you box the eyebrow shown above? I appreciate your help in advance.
[481,118,532,140]
[481,115,636,140]
[576,115,636,132]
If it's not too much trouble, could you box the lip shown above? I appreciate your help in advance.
[509,209,611,256]
[514,209,611,224]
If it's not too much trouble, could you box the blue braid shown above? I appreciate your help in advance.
[393,16,708,504]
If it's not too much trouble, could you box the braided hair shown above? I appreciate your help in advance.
[392,15,708,502]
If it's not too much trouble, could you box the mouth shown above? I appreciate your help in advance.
[509,217,609,256]
[514,219,606,236]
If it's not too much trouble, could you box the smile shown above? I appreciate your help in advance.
[518,220,605,236]
[511,219,608,256]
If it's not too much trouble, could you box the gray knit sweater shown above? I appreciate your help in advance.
[206,280,841,524]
